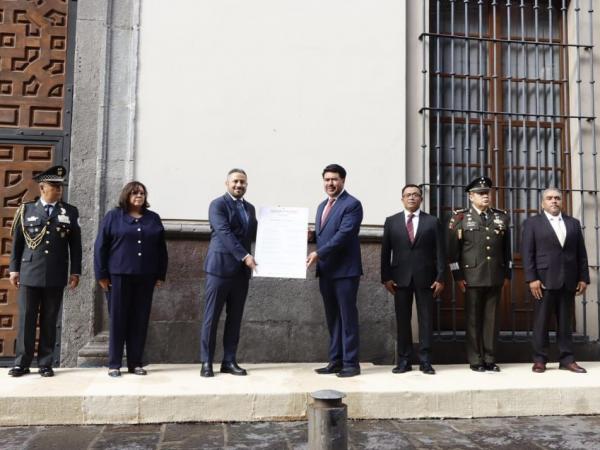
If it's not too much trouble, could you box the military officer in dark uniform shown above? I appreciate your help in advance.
[8,166,82,377]
[447,177,511,372]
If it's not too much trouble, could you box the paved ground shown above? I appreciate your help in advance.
[1,415,600,449]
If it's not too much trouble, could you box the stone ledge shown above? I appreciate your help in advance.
[2,362,600,425]
[163,220,383,241]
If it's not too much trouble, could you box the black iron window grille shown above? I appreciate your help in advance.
[420,0,599,343]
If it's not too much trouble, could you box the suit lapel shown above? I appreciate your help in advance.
[562,215,574,247]
[396,212,409,244]
[316,200,326,235]
[50,202,61,219]
[35,200,47,219]
[318,191,346,234]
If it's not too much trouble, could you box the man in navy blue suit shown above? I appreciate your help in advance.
[307,164,363,377]
[522,188,590,374]
[200,169,257,377]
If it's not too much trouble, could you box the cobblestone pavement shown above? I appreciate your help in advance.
[2,415,600,449]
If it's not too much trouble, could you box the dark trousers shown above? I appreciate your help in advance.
[465,286,501,365]
[394,282,434,364]
[14,285,64,368]
[107,274,156,370]
[532,287,575,365]
[318,276,360,368]
[200,272,249,363]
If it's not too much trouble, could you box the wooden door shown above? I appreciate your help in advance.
[0,0,74,359]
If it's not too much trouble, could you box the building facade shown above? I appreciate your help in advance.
[0,0,598,366]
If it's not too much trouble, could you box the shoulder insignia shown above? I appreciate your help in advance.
[453,207,468,215]
[491,207,508,215]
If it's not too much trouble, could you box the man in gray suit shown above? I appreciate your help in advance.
[8,166,82,378]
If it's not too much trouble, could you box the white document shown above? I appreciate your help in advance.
[253,206,308,279]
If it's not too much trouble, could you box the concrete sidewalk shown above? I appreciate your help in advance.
[2,362,600,426]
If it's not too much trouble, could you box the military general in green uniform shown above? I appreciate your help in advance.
[447,177,511,372]
[8,166,82,378]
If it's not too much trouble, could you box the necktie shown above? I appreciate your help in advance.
[406,213,415,244]
[44,204,52,216]
[236,200,248,227]
[321,198,335,225]
[480,211,487,223]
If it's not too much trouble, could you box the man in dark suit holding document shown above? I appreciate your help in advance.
[200,169,257,377]
[307,164,363,378]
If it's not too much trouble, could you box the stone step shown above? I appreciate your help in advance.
[2,362,600,426]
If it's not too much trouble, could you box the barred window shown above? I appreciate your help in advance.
[422,0,598,338]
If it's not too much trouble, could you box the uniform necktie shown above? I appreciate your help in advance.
[480,211,487,223]
[406,213,415,244]
[321,198,335,225]
[44,204,52,216]
[236,200,248,227]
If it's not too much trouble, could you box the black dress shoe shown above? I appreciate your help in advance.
[419,363,436,375]
[200,362,214,378]
[8,366,30,377]
[470,364,486,372]
[220,361,247,376]
[128,367,147,375]
[38,367,54,377]
[336,367,361,378]
[484,363,501,372]
[392,361,412,374]
[314,362,343,374]
[108,369,121,378]
[559,362,587,373]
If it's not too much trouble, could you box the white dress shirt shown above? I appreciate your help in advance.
[544,210,566,247]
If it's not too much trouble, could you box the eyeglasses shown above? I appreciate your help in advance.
[402,193,422,198]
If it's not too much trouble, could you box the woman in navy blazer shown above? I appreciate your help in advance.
[94,181,168,377]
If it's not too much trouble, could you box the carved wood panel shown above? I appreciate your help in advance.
[0,0,68,129]
[0,142,55,357]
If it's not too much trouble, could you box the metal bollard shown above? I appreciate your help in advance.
[307,390,348,450]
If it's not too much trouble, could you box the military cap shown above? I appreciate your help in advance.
[465,176,492,193]
[33,165,67,184]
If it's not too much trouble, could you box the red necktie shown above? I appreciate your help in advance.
[321,198,335,225]
[406,213,415,244]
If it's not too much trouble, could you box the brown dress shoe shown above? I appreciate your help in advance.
[532,362,546,373]
[559,362,587,373]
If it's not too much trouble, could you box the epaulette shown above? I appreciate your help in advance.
[449,208,467,229]
[491,207,508,215]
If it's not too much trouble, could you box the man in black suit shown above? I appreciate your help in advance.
[200,168,258,378]
[521,188,590,373]
[8,166,82,378]
[381,184,445,374]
